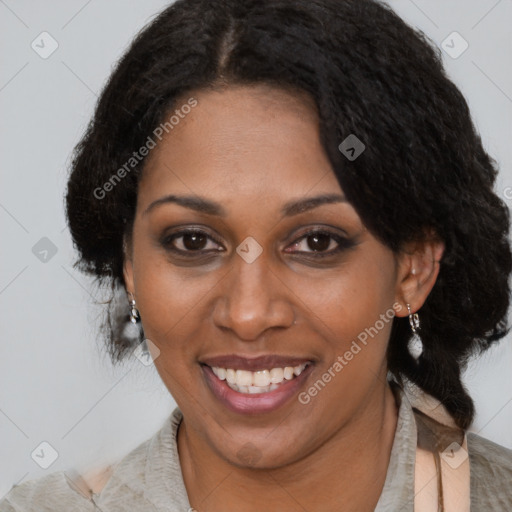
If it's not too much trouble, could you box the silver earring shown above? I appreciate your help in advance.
[128,293,140,324]
[406,303,420,333]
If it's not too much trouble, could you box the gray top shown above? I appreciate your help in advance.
[1,385,511,511]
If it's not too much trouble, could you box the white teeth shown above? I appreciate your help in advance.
[226,369,236,384]
[283,367,294,380]
[269,368,284,384]
[236,369,253,386]
[253,370,270,387]
[210,363,309,393]
[248,385,263,394]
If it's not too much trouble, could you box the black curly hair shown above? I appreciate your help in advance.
[65,0,511,430]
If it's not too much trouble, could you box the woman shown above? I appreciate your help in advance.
[2,0,511,510]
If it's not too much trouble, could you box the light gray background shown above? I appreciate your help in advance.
[1,0,511,498]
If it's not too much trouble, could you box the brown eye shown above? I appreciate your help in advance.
[289,231,341,254]
[285,229,357,258]
[304,233,332,252]
[162,229,223,254]
[181,231,207,251]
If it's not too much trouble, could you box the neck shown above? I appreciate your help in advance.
[177,381,399,512]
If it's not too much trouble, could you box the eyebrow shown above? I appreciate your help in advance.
[142,192,347,218]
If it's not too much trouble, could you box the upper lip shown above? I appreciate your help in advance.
[200,354,314,371]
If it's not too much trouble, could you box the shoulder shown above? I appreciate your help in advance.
[467,432,512,508]
[0,447,147,512]
[0,444,150,512]
[467,431,512,472]
[0,471,96,512]
[0,410,182,512]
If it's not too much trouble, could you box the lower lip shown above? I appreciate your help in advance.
[201,364,314,415]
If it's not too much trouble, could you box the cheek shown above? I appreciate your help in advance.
[132,250,212,398]
[130,241,211,343]
[297,258,396,418]
[303,248,397,403]
[303,249,396,342]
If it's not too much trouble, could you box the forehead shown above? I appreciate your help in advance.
[138,85,343,205]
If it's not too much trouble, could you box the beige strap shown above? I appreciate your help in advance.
[414,435,470,511]
[412,397,470,511]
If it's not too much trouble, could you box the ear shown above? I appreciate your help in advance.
[394,230,445,318]
[123,236,135,297]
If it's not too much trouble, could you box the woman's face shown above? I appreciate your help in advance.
[124,84,412,469]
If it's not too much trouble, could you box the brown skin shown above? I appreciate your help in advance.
[123,84,444,511]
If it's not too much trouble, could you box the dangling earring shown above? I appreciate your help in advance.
[128,292,140,324]
[406,303,423,359]
[407,303,420,333]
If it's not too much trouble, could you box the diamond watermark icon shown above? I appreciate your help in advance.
[236,236,263,264]
[31,32,59,59]
[31,441,59,469]
[440,441,468,469]
[441,32,468,59]
[32,237,58,263]
[338,134,365,161]
[133,338,160,366]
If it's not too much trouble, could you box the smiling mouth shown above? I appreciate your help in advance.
[208,363,311,394]
[199,354,315,413]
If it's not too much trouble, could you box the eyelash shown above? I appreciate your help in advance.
[160,227,355,259]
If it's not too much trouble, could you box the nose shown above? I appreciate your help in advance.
[212,251,296,341]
